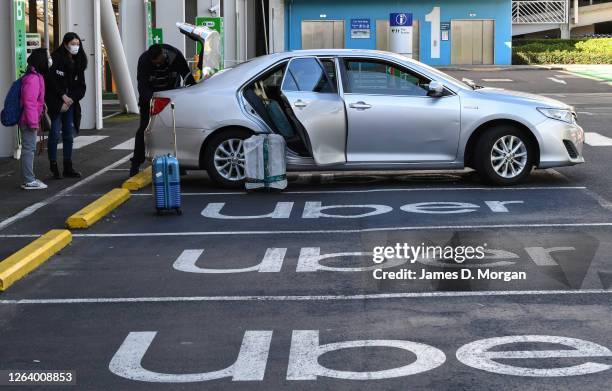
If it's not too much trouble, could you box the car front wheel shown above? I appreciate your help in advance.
[203,129,251,189]
[474,126,535,186]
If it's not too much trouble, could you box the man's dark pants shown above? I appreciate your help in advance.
[131,103,150,172]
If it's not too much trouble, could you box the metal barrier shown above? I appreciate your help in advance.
[512,0,569,24]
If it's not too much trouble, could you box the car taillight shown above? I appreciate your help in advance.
[150,97,171,116]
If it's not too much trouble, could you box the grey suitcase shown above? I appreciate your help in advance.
[244,134,287,191]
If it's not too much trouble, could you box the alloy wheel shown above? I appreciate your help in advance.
[214,138,246,181]
[490,135,528,179]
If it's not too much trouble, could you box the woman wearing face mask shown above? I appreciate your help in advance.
[45,32,87,179]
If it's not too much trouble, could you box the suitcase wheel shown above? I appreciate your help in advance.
[176,208,183,215]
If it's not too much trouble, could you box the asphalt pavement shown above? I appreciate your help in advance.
[0,68,611,390]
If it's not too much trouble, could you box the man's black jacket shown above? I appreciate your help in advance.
[137,44,195,107]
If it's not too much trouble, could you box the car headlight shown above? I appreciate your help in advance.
[537,107,575,124]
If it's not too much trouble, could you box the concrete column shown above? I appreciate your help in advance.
[0,2,18,157]
[119,0,146,100]
[223,0,237,67]
[233,0,256,63]
[58,0,103,129]
[155,0,185,54]
[269,0,284,53]
[100,0,138,113]
[560,23,571,39]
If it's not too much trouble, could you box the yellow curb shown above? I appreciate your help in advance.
[66,188,131,229]
[0,230,72,291]
[122,166,152,190]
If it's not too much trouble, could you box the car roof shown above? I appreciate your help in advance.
[197,49,465,92]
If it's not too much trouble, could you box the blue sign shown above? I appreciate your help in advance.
[351,18,371,30]
[390,13,413,27]
[350,18,371,39]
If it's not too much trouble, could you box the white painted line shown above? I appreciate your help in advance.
[2,221,611,239]
[111,138,135,150]
[0,289,609,305]
[126,186,587,197]
[0,154,133,231]
[554,74,582,79]
[547,77,567,85]
[102,111,122,120]
[577,112,595,116]
[481,78,513,82]
[585,132,612,147]
[58,135,108,150]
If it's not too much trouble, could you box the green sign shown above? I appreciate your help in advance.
[195,16,224,69]
[13,0,27,77]
[145,0,154,47]
[151,28,163,45]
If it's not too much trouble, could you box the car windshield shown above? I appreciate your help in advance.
[392,54,474,90]
[417,61,476,89]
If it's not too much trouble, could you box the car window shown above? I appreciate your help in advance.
[261,64,286,89]
[282,57,335,93]
[320,58,338,89]
[343,59,431,96]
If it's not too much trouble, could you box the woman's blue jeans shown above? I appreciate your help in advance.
[48,106,75,162]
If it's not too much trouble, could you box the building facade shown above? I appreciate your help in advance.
[283,0,513,66]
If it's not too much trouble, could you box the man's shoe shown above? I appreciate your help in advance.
[50,161,61,179]
[63,160,82,178]
[129,163,140,178]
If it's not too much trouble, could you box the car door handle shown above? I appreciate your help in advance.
[349,101,372,110]
[294,100,308,108]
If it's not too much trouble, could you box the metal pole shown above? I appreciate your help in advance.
[261,0,268,54]
[43,0,49,49]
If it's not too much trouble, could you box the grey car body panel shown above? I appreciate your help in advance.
[282,90,348,165]
[145,49,584,171]
[345,93,461,162]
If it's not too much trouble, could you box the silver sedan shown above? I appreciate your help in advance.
[145,49,585,188]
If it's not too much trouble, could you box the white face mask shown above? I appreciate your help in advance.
[48,57,53,68]
[68,44,79,55]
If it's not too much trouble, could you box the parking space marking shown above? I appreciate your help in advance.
[585,132,612,147]
[58,135,108,150]
[0,289,609,305]
[481,78,513,82]
[0,154,132,231]
[1,221,610,239]
[547,77,567,85]
[111,138,135,150]
[127,186,586,197]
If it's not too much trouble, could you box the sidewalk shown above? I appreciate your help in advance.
[555,64,612,82]
[435,64,564,72]
[0,116,139,232]
[435,64,612,79]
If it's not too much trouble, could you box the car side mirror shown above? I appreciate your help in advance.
[427,81,444,97]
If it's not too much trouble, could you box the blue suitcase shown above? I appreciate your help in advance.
[153,155,182,215]
[152,101,182,215]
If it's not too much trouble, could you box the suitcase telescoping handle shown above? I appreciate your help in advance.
[171,102,178,158]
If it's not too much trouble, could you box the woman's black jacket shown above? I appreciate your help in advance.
[45,50,87,131]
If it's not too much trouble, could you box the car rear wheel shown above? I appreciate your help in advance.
[474,126,535,186]
[203,129,251,189]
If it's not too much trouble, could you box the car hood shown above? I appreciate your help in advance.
[474,87,571,109]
